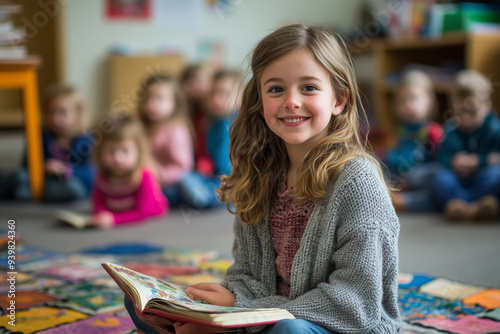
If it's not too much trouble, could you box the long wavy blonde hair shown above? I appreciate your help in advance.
[218,24,389,225]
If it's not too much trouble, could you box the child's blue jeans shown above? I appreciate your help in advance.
[163,171,224,209]
[124,295,332,334]
[431,165,500,210]
[400,162,443,212]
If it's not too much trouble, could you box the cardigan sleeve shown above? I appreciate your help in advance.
[277,222,389,332]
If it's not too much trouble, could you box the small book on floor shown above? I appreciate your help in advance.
[101,262,295,330]
[56,210,90,229]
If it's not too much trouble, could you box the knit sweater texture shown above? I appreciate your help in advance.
[223,157,401,333]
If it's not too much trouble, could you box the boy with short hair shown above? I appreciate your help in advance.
[432,70,500,221]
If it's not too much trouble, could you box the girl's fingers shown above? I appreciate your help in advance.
[187,283,221,292]
[187,288,218,304]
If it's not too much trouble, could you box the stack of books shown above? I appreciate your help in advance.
[0,1,26,59]
[386,1,500,38]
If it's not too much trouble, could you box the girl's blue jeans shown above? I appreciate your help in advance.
[124,295,332,334]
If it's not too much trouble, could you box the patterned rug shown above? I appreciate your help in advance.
[0,234,499,333]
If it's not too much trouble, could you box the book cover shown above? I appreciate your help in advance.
[102,262,295,328]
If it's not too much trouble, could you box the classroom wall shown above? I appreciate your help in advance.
[64,0,364,118]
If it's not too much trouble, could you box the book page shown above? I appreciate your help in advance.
[106,263,193,310]
[106,263,265,313]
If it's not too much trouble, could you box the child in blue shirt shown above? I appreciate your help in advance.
[178,69,242,209]
[431,70,500,221]
[384,70,444,212]
[0,84,94,202]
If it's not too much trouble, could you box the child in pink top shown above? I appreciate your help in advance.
[138,73,196,207]
[90,113,168,228]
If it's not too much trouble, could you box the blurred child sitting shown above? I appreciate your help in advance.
[383,71,444,211]
[0,84,94,202]
[205,69,242,176]
[137,72,196,207]
[431,70,500,221]
[178,69,243,209]
[181,64,215,176]
[91,112,167,228]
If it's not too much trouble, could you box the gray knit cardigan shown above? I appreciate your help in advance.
[222,158,401,333]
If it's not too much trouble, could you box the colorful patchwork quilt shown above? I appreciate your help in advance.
[0,240,498,333]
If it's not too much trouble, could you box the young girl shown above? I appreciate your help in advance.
[0,84,94,202]
[125,24,401,333]
[138,73,197,207]
[91,112,167,228]
[383,70,444,212]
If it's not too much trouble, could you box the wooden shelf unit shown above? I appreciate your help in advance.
[351,32,500,130]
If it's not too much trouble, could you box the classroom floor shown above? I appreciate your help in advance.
[0,201,498,289]
[1,131,500,289]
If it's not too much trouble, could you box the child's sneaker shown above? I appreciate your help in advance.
[445,199,474,221]
[474,195,499,221]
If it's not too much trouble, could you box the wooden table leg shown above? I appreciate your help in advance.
[22,68,44,200]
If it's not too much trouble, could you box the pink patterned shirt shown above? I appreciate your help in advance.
[269,172,315,297]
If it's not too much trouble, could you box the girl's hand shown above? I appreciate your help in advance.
[185,283,235,307]
[90,211,114,229]
[45,159,67,175]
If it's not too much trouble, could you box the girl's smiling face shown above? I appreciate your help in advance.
[260,48,345,150]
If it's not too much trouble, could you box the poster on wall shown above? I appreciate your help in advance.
[154,0,203,32]
[105,0,151,20]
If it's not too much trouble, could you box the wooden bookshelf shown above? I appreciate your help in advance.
[350,32,500,130]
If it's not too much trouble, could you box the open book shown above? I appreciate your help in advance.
[102,262,295,329]
[56,210,90,229]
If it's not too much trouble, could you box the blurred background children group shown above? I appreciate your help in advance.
[381,69,500,222]
[1,64,499,225]
[0,63,243,228]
